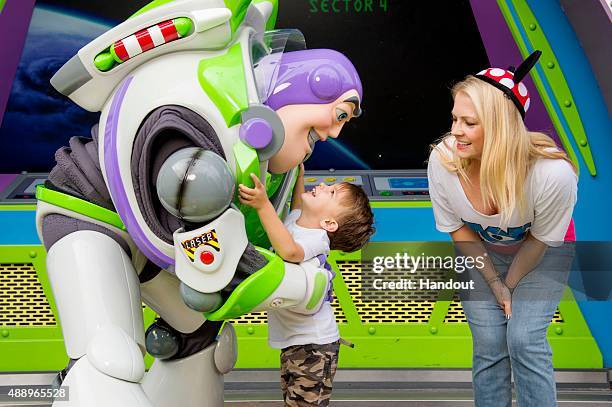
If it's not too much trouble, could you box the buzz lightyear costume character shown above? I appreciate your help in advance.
[34,0,362,406]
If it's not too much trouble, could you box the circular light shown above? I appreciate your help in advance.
[200,251,215,265]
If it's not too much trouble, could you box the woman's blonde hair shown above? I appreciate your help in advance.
[433,76,575,226]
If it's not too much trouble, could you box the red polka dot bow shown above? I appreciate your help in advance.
[475,50,542,118]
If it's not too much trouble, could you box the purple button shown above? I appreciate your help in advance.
[240,118,273,149]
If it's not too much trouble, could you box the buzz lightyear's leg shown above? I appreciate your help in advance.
[139,270,236,407]
[138,243,266,406]
[43,229,151,407]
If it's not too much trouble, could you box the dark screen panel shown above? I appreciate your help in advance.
[277,0,490,170]
[0,0,489,172]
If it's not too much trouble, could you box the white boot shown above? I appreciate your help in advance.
[45,231,151,406]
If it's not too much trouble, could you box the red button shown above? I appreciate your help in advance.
[200,251,214,265]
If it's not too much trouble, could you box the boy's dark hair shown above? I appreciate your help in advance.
[328,182,375,253]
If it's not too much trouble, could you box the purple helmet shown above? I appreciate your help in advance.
[263,49,362,114]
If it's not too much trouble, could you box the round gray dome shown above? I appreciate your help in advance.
[156,147,235,223]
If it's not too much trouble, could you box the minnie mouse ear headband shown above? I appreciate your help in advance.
[474,50,542,119]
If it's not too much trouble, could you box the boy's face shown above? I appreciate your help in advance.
[301,183,349,232]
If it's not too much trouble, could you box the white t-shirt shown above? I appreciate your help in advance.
[267,209,338,349]
[427,137,577,247]
[283,209,330,261]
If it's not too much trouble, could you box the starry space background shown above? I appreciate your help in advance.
[0,0,488,172]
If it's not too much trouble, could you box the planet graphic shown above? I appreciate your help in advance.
[0,6,110,172]
[0,6,369,173]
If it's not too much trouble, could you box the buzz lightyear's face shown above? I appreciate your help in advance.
[268,90,361,174]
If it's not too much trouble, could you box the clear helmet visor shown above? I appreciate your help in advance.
[251,29,306,105]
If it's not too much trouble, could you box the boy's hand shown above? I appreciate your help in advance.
[238,173,270,210]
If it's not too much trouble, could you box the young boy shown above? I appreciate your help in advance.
[238,164,375,406]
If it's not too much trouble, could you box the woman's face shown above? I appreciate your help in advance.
[451,92,484,160]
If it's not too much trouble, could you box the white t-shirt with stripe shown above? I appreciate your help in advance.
[427,138,577,247]
[266,209,338,349]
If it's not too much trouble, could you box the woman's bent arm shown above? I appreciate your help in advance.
[450,225,512,317]
[504,233,548,290]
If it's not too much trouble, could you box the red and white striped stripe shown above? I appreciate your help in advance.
[112,19,182,63]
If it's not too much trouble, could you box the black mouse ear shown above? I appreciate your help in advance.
[514,50,542,82]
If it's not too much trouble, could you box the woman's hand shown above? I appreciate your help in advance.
[487,277,512,319]
[238,173,270,211]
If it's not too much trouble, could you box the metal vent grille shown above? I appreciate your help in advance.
[231,296,347,324]
[444,299,467,323]
[0,262,561,328]
[232,311,266,324]
[0,263,56,326]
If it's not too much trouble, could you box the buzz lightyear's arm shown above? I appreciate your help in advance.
[238,174,305,263]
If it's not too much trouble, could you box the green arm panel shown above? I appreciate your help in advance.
[232,140,266,245]
[198,43,249,127]
[267,172,285,198]
[36,185,126,231]
[224,0,252,32]
[0,0,7,15]
[306,271,328,310]
[204,247,284,320]
[233,140,261,189]
[232,141,291,248]
[498,0,596,176]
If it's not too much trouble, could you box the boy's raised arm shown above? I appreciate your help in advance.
[239,173,305,263]
[291,164,305,210]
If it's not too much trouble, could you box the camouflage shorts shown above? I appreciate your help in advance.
[280,341,340,406]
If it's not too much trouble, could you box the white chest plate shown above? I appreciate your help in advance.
[173,208,248,293]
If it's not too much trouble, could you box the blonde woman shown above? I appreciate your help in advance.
[427,52,577,407]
